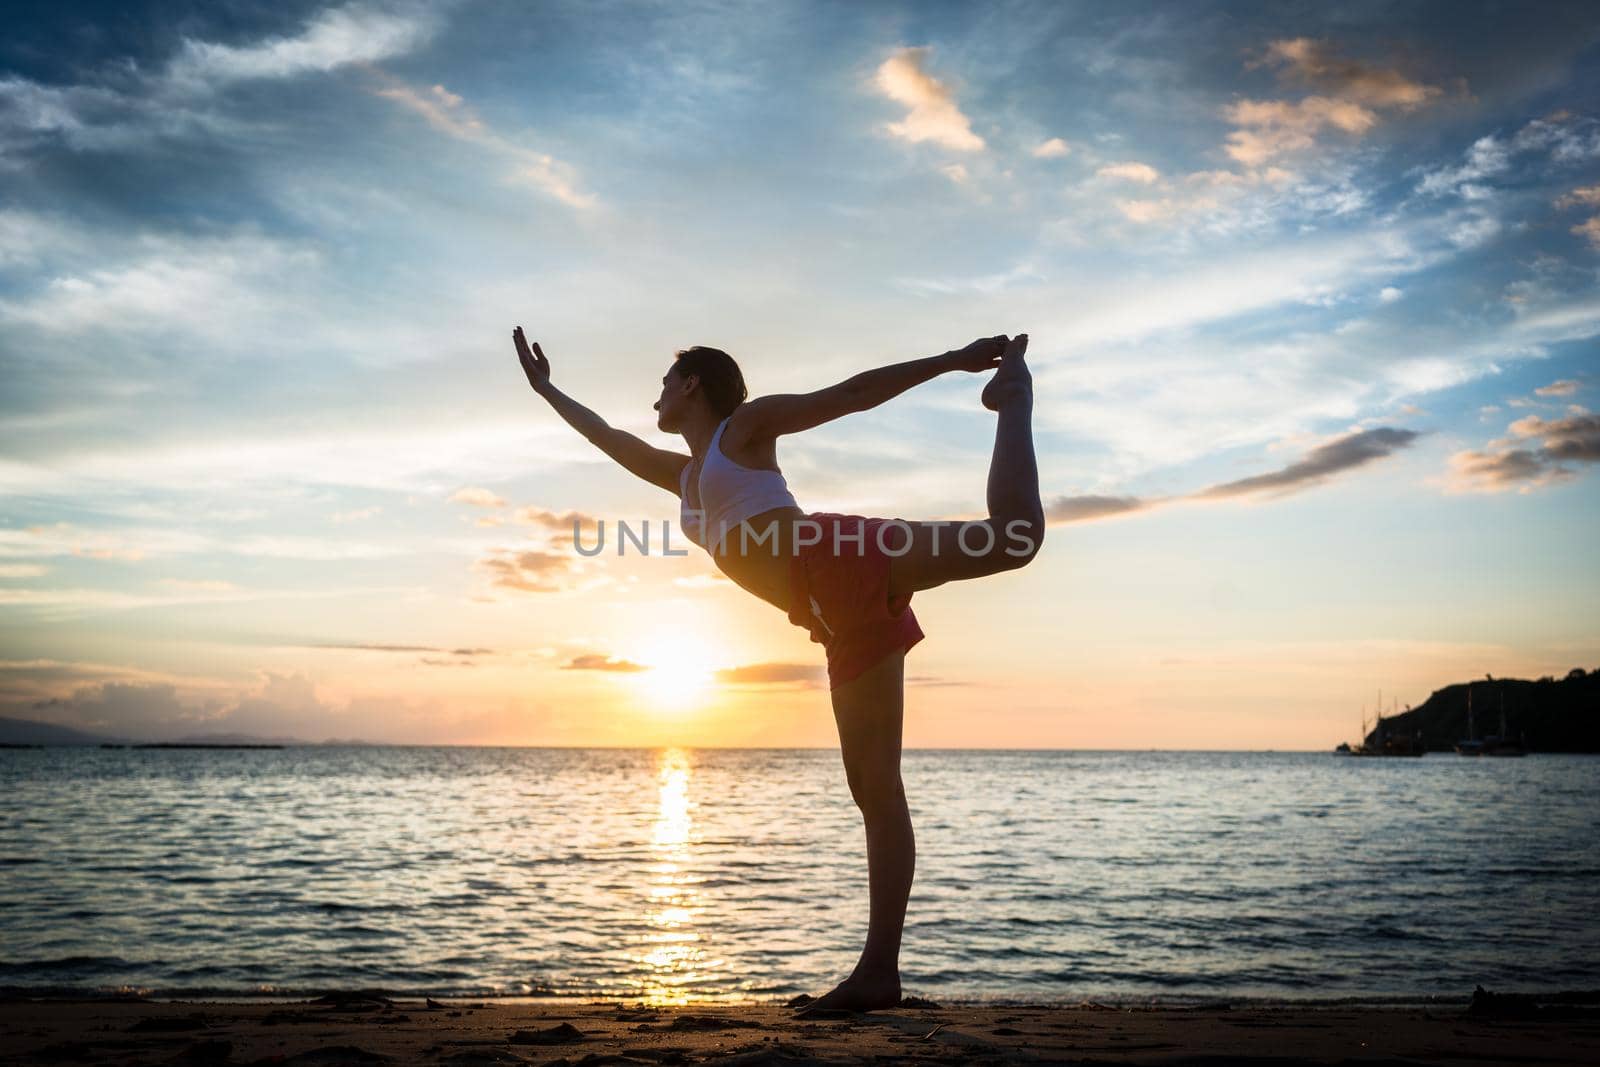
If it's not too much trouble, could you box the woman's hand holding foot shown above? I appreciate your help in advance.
[981,332,1032,411]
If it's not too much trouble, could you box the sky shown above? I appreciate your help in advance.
[1,0,1597,749]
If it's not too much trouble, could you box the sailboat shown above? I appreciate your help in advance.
[1456,684,1528,756]
[1343,689,1424,756]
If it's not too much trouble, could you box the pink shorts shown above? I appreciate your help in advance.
[786,512,925,690]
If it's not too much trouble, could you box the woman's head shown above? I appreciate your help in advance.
[654,345,747,431]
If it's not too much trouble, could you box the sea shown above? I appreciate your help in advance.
[2,747,1596,1005]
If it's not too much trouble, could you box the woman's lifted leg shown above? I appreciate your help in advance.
[887,333,1044,600]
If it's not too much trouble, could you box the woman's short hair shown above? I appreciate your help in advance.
[672,346,748,419]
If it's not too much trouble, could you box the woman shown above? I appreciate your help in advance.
[513,326,1044,1012]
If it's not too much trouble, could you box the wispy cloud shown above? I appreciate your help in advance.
[305,642,495,656]
[513,507,601,531]
[369,72,599,210]
[476,548,580,595]
[563,653,648,672]
[1194,427,1422,500]
[1225,38,1443,168]
[1046,495,1152,523]
[0,3,441,159]
[167,3,439,89]
[872,46,985,152]
[1044,427,1422,525]
[1449,412,1600,492]
[1032,137,1070,159]
[1097,161,1160,184]
[1417,116,1600,200]
[451,487,508,509]
[714,661,825,687]
[1259,37,1442,109]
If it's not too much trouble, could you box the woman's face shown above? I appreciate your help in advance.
[653,365,694,432]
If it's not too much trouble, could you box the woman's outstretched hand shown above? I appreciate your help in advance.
[514,326,551,393]
[946,335,1010,373]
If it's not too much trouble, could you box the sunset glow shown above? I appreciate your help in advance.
[0,3,1596,749]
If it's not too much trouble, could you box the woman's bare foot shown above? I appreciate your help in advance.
[981,332,1032,411]
[792,971,902,1016]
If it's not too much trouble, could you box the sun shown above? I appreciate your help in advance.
[630,636,717,708]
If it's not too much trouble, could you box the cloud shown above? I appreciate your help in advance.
[1555,184,1600,209]
[940,162,969,185]
[1194,427,1421,500]
[167,3,438,89]
[872,47,985,152]
[0,231,320,337]
[1450,412,1600,492]
[1045,495,1151,523]
[3,665,489,743]
[714,661,825,687]
[1418,116,1600,201]
[1097,162,1160,184]
[1260,38,1442,109]
[512,507,601,535]
[563,653,647,672]
[1508,412,1600,461]
[1224,96,1379,167]
[1041,429,1417,523]
[1115,197,1188,224]
[1416,134,1511,198]
[1573,216,1600,249]
[1379,286,1403,304]
[1224,39,1441,168]
[1447,447,1551,490]
[451,487,507,508]
[304,642,494,657]
[0,5,439,161]
[475,548,577,594]
[368,73,599,210]
[1535,379,1580,397]
[1032,137,1070,159]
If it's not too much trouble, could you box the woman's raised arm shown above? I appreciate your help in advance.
[731,335,1010,441]
[515,327,689,495]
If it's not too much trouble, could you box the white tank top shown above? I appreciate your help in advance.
[679,414,800,553]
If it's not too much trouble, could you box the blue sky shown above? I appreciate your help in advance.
[1,1,1597,746]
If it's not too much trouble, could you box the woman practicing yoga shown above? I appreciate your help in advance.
[514,326,1044,1012]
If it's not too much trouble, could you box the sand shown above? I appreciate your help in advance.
[3,991,1598,1065]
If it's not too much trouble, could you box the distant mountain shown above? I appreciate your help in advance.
[165,732,307,746]
[0,717,374,747]
[0,717,122,746]
[1361,668,1600,753]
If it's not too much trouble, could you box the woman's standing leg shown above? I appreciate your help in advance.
[799,648,912,1013]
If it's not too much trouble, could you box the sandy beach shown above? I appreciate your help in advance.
[4,991,1598,1065]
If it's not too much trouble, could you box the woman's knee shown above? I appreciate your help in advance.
[965,515,1044,571]
[844,767,906,815]
[1000,513,1045,567]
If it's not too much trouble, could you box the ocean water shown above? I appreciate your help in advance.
[1,747,1596,1004]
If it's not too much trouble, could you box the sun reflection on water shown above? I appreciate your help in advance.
[630,747,712,1004]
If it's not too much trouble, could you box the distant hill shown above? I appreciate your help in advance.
[0,717,367,747]
[0,717,122,746]
[1362,668,1600,753]
[164,732,306,746]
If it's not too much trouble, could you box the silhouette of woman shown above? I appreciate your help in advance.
[514,326,1044,1013]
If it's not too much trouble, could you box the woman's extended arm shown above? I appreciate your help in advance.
[515,328,689,494]
[733,335,1010,440]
